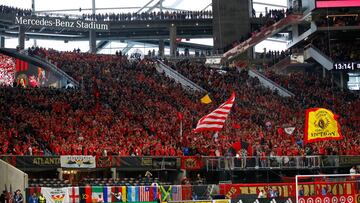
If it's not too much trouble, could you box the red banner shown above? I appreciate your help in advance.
[180,156,203,170]
[220,181,358,199]
[220,183,296,198]
[96,156,112,168]
[298,195,356,203]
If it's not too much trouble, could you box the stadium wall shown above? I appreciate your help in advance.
[0,159,28,196]
[212,0,251,53]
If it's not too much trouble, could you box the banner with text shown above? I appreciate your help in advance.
[14,16,109,31]
[60,156,96,168]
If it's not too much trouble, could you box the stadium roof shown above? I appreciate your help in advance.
[2,0,286,16]
[2,0,288,54]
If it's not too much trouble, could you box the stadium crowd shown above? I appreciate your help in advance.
[310,35,360,61]
[82,10,213,21]
[264,70,359,155]
[0,47,359,160]
[0,4,212,22]
[256,49,292,68]
[166,59,360,158]
[0,5,31,16]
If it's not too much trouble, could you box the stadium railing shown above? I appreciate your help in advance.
[156,59,207,93]
[248,69,295,97]
[0,155,358,171]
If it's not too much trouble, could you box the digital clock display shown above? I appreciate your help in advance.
[333,62,360,71]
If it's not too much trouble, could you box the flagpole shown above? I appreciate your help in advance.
[180,121,183,137]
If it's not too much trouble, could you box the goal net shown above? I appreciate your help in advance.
[295,174,360,203]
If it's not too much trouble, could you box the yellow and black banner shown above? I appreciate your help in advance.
[304,108,342,143]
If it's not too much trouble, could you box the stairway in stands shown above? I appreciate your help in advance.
[248,69,295,97]
[304,45,334,70]
[224,14,303,60]
[268,55,315,74]
[155,60,207,93]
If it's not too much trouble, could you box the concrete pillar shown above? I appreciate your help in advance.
[31,0,35,13]
[212,0,250,54]
[159,39,165,57]
[89,0,97,53]
[18,26,25,50]
[92,0,96,15]
[111,168,117,179]
[159,0,163,13]
[251,46,256,59]
[169,25,177,58]
[340,72,344,91]
[0,37,5,48]
[57,168,63,180]
[89,31,96,53]
[292,24,299,38]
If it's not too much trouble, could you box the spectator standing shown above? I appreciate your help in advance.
[13,190,23,203]
[38,193,46,203]
[28,193,38,203]
[0,191,6,203]
[350,166,357,174]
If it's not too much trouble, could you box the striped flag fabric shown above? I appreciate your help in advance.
[79,185,92,203]
[127,186,139,202]
[15,59,29,72]
[139,186,157,202]
[103,186,112,203]
[193,92,236,133]
[171,185,182,201]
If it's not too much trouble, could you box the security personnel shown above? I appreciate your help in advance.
[38,194,46,203]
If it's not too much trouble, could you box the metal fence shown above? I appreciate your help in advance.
[206,155,344,171]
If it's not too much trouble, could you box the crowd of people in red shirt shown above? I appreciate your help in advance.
[264,70,359,155]
[168,59,360,157]
[309,34,360,62]
[0,49,359,158]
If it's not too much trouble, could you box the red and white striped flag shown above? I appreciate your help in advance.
[139,186,157,202]
[193,92,235,133]
[171,185,182,201]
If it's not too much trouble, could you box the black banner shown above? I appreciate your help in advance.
[4,156,356,170]
[152,157,179,170]
[112,157,180,170]
[339,156,360,166]
[13,156,60,168]
[112,157,153,170]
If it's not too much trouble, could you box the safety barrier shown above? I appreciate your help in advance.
[0,156,358,170]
